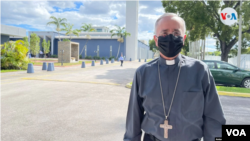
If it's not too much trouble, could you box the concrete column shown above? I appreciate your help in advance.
[126,1,138,61]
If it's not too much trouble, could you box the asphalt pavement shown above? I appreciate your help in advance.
[1,60,250,141]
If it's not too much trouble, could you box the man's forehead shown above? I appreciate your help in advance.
[156,16,184,33]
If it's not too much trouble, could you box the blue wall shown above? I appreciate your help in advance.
[1,35,10,44]
[54,38,126,59]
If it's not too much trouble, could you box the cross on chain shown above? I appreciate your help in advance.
[160,120,172,138]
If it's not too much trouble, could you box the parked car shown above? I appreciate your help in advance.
[202,60,250,88]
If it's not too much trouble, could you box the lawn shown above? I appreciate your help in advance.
[216,86,250,94]
[128,82,250,94]
[146,59,153,62]
[30,60,94,67]
[30,58,57,61]
[1,69,26,73]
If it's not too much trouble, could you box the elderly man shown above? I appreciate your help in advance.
[123,13,226,141]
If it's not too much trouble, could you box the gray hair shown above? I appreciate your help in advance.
[154,13,186,35]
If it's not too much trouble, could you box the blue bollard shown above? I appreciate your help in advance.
[145,59,147,62]
[130,58,132,61]
[81,61,85,68]
[106,59,109,64]
[100,60,103,65]
[139,59,141,62]
[91,60,95,66]
[42,62,47,70]
[52,63,54,71]
[27,63,34,73]
[47,63,53,71]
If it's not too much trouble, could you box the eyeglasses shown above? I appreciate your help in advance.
[156,30,181,37]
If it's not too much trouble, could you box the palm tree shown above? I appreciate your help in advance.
[79,23,96,55]
[46,16,67,41]
[61,23,81,41]
[110,25,131,59]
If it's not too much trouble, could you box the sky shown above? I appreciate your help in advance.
[1,0,217,52]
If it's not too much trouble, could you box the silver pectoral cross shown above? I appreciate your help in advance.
[160,120,172,138]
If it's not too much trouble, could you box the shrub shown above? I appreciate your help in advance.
[79,55,82,59]
[84,56,92,59]
[101,57,105,60]
[109,56,115,60]
[1,40,30,70]
[63,39,70,42]
[51,55,58,58]
[93,56,101,60]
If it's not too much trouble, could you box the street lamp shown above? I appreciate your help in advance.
[60,49,64,66]
[94,50,97,62]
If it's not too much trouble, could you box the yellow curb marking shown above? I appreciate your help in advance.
[218,91,250,98]
[21,78,120,86]
[1,79,26,85]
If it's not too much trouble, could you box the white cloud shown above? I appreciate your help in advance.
[1,1,164,43]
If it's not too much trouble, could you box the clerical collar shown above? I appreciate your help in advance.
[159,54,182,66]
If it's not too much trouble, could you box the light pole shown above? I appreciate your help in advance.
[237,0,243,68]
[60,49,64,66]
[94,50,97,62]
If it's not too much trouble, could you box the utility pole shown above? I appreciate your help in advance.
[237,0,242,68]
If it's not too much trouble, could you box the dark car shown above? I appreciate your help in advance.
[202,60,250,88]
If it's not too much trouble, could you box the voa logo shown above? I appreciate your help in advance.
[226,129,246,136]
[220,7,238,26]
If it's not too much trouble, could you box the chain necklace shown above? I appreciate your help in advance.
[158,58,183,139]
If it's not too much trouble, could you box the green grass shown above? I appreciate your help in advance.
[146,59,153,62]
[30,58,57,61]
[216,86,250,94]
[1,69,26,73]
[30,61,93,67]
[129,82,249,93]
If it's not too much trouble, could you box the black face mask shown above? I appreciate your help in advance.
[157,34,184,57]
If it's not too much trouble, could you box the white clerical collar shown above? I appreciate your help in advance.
[166,59,175,65]
[159,54,181,66]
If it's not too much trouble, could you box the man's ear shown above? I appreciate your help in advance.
[154,35,158,47]
[183,34,186,45]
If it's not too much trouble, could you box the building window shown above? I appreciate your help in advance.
[97,29,102,32]
[110,46,112,57]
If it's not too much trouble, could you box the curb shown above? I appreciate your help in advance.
[217,91,250,98]
[125,83,250,98]
[125,83,132,89]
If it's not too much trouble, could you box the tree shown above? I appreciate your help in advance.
[110,25,131,59]
[79,23,96,56]
[162,1,250,62]
[42,39,50,59]
[1,40,29,70]
[22,36,29,50]
[46,16,67,41]
[230,47,250,57]
[61,23,80,41]
[149,39,157,52]
[182,32,190,56]
[29,33,40,57]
